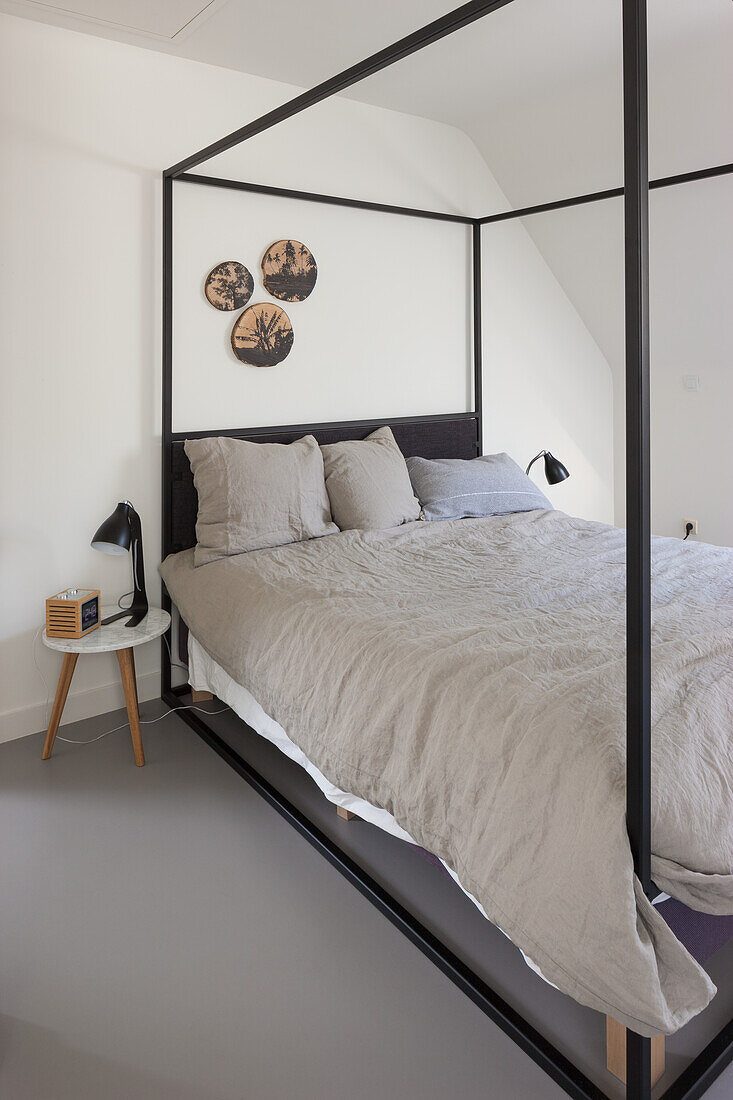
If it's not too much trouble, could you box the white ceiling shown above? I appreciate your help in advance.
[2,1,730,105]
[2,0,231,39]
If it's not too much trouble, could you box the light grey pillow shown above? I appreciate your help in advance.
[185,434,338,566]
[405,452,552,522]
[321,426,421,531]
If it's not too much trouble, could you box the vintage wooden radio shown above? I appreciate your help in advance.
[45,589,101,639]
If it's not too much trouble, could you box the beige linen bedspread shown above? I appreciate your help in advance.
[160,511,733,1035]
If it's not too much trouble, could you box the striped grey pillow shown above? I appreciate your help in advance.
[406,453,552,522]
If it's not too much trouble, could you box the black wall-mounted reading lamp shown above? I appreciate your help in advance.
[91,501,149,627]
[525,450,570,485]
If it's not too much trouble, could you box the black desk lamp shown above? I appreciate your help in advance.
[91,501,149,627]
[525,450,570,485]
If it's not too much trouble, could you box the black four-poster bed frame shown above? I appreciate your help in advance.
[160,2,733,1097]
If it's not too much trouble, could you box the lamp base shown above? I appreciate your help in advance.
[102,596,149,628]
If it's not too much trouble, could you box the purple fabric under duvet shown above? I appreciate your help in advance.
[656,897,733,965]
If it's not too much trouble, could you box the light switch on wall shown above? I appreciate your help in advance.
[683,374,700,391]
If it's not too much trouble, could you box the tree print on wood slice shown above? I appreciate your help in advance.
[262,240,317,302]
[205,260,254,311]
[231,303,294,367]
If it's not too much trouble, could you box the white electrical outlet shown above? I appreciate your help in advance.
[683,519,699,537]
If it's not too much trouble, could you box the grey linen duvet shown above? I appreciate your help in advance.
[160,510,733,1035]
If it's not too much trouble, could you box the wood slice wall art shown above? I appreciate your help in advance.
[231,303,294,367]
[262,240,317,302]
[205,260,254,311]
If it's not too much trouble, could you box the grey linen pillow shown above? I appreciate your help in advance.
[405,452,552,521]
[185,434,338,566]
[321,426,421,531]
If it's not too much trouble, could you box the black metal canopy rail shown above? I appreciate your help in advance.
[161,3,733,1099]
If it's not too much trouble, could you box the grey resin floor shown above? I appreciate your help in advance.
[1,702,730,1100]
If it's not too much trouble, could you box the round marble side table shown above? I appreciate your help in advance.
[41,606,170,767]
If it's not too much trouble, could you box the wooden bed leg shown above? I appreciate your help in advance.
[191,688,213,703]
[337,805,357,821]
[606,1016,665,1087]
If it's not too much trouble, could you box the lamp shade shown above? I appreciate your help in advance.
[91,502,131,555]
[543,452,570,485]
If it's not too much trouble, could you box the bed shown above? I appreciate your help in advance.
[160,4,733,1095]
[160,429,733,1043]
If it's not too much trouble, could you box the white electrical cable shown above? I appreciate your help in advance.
[162,625,190,674]
[32,624,227,746]
[56,700,229,745]
[117,589,134,609]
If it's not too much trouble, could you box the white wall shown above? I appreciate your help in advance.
[0,13,614,744]
[481,220,614,523]
[173,186,473,431]
[470,14,733,543]
[649,176,733,547]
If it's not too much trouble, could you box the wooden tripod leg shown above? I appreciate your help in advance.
[337,805,357,821]
[41,652,79,759]
[116,648,145,767]
[606,1016,665,1087]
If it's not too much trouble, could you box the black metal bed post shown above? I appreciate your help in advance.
[161,172,173,697]
[472,222,483,455]
[623,0,653,1096]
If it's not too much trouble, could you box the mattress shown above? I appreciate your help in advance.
[160,511,733,1034]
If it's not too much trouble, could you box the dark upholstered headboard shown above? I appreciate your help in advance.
[168,413,479,555]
